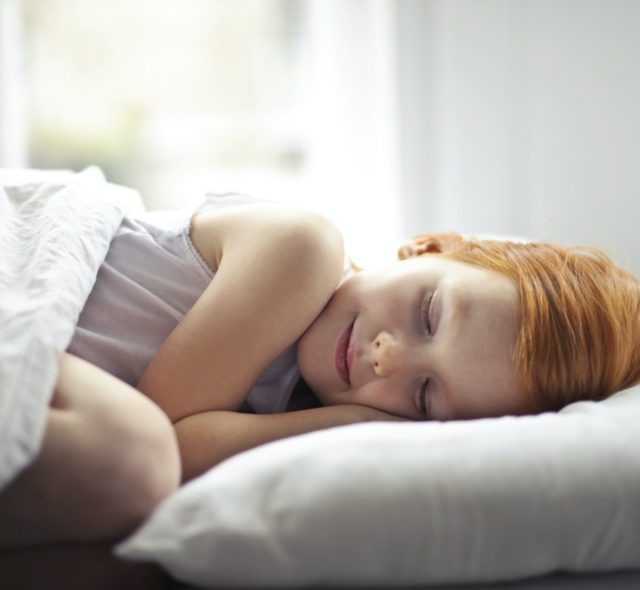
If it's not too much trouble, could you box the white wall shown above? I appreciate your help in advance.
[522,0,640,274]
[394,0,440,240]
[395,0,640,274]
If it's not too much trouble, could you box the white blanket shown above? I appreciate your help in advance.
[0,167,142,490]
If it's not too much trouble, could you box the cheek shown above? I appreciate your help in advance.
[352,383,386,408]
[297,314,330,377]
[296,294,349,393]
[351,379,417,419]
[332,278,367,312]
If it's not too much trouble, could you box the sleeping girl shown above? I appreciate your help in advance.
[1,192,639,589]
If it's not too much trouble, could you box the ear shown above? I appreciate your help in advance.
[397,232,464,260]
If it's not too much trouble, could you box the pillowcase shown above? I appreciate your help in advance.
[115,385,640,588]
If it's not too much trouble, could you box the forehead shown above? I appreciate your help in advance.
[439,257,517,314]
[447,306,524,418]
[388,255,515,301]
[424,258,530,419]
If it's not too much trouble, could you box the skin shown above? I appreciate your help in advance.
[297,255,538,421]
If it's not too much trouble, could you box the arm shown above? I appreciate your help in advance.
[174,405,405,484]
[137,205,345,423]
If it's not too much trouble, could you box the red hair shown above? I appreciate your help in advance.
[398,232,640,411]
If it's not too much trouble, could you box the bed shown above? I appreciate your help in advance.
[173,571,640,590]
[2,169,640,589]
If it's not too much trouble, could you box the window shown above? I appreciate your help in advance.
[21,0,309,210]
[6,0,403,268]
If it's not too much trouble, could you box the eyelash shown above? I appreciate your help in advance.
[419,378,431,418]
[419,291,434,418]
[421,292,434,335]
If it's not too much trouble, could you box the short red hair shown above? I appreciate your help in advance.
[399,232,640,411]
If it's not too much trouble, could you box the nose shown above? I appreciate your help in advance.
[372,331,422,377]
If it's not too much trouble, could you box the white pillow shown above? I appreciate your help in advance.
[115,385,640,588]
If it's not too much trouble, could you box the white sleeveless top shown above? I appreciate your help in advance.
[67,193,311,414]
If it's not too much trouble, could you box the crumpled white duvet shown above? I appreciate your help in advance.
[0,167,142,490]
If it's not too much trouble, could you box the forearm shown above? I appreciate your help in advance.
[174,405,393,484]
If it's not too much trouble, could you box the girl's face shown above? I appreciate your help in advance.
[297,256,537,421]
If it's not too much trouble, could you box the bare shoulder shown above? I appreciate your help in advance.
[189,203,344,276]
[139,203,346,422]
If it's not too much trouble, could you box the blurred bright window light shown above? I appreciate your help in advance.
[18,0,402,267]
[22,0,307,208]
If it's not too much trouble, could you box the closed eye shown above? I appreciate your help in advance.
[418,293,434,418]
[419,378,431,418]
[421,292,434,334]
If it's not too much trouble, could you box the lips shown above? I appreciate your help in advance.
[335,320,355,385]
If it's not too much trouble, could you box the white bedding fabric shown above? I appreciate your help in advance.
[3,168,639,588]
[116,383,640,588]
[0,167,142,490]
